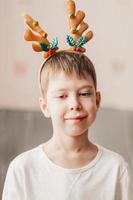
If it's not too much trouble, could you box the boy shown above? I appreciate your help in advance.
[2,50,133,199]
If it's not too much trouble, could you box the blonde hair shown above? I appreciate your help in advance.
[38,50,97,98]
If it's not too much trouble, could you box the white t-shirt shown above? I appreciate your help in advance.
[2,143,133,200]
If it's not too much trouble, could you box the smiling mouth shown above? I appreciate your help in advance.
[65,116,87,122]
[67,116,86,120]
[65,117,87,124]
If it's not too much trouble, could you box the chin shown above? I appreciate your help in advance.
[65,128,88,137]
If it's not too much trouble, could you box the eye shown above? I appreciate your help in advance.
[79,92,92,97]
[58,94,67,99]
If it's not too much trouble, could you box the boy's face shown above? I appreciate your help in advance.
[40,71,101,137]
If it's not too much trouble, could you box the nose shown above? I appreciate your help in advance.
[68,94,82,111]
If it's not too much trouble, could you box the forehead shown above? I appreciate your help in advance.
[48,71,95,91]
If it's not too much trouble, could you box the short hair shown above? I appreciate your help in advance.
[38,50,97,98]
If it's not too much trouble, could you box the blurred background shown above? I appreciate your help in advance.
[0,0,133,197]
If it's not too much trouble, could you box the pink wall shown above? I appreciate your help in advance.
[0,0,133,110]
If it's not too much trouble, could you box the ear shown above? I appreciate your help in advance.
[95,91,101,111]
[39,97,51,118]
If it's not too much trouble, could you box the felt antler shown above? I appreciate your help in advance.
[22,13,58,58]
[66,0,93,52]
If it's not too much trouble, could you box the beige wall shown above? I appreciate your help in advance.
[0,0,133,110]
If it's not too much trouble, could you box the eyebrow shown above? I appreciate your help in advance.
[54,85,94,92]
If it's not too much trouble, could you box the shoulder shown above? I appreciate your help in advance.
[8,144,42,172]
[97,144,129,176]
[98,144,128,164]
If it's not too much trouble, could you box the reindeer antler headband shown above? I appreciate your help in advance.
[22,0,93,58]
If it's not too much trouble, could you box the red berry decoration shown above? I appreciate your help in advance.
[48,49,53,55]
[76,47,82,52]
[48,49,57,56]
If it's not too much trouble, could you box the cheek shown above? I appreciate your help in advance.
[84,99,98,121]
[86,103,97,126]
[47,101,65,117]
[84,98,97,110]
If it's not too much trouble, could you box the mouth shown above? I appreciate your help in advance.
[66,116,86,120]
[65,115,87,123]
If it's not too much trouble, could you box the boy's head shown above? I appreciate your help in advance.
[39,50,101,135]
[39,50,97,99]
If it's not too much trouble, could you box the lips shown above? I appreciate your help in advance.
[65,115,87,124]
[65,114,87,120]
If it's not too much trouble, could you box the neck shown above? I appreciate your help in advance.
[49,130,92,155]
